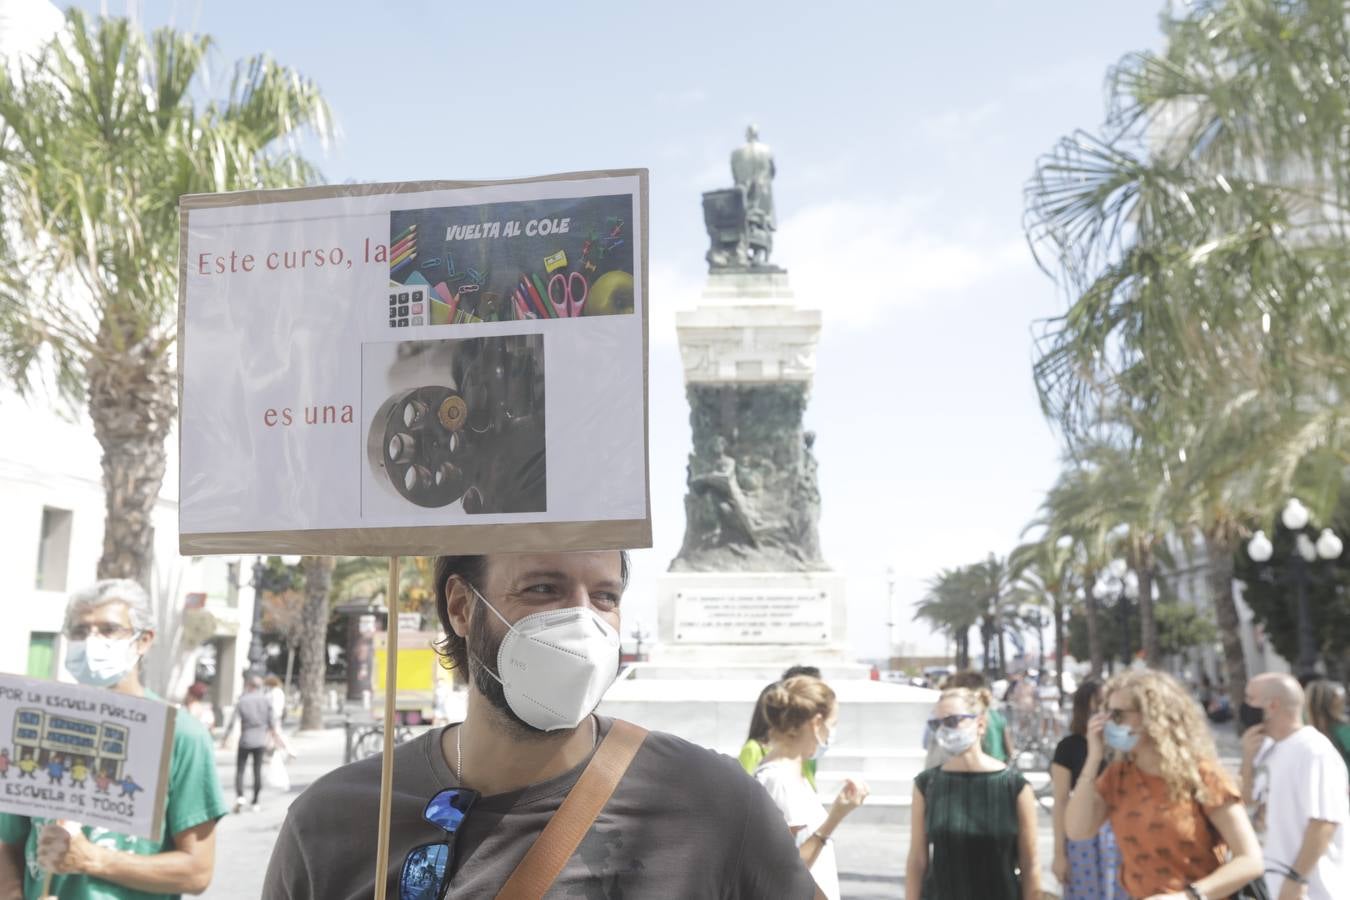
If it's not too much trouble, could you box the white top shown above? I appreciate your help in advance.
[754,758,839,900]
[268,686,286,724]
[1254,726,1348,900]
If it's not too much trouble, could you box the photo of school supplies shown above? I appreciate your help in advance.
[390,223,417,271]
[548,270,588,318]
[388,283,427,328]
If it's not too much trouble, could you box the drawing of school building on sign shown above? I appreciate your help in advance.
[12,707,130,779]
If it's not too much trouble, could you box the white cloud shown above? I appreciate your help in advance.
[654,87,707,106]
[646,198,1031,342]
[647,259,705,347]
[775,199,1029,326]
[917,102,1000,142]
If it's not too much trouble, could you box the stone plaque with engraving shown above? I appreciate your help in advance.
[673,589,831,644]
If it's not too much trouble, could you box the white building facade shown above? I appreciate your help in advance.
[0,387,256,718]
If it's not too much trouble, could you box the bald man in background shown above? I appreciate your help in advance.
[1239,672,1347,900]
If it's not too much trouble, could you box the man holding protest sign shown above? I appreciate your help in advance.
[0,580,229,899]
[263,550,819,898]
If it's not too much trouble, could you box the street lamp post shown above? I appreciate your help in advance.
[1246,498,1343,679]
[1094,560,1140,672]
[247,556,268,678]
[885,567,897,661]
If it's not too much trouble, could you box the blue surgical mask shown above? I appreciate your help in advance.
[812,723,838,760]
[1103,720,1139,753]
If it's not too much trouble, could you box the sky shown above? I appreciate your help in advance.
[57,0,1168,660]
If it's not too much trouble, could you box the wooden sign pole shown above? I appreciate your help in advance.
[372,556,401,900]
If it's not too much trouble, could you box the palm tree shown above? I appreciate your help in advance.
[1166,385,1340,715]
[968,554,1019,675]
[1025,1,1350,451]
[0,11,331,580]
[1035,461,1125,677]
[1024,0,1350,700]
[1072,439,1176,664]
[298,556,335,730]
[915,567,984,670]
[1009,535,1074,700]
[332,556,438,620]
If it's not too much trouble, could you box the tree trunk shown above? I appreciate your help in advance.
[981,616,994,672]
[299,556,335,731]
[1134,542,1160,667]
[284,644,296,701]
[1204,530,1248,730]
[87,349,176,582]
[1054,591,1066,703]
[994,594,1008,676]
[1083,573,1104,678]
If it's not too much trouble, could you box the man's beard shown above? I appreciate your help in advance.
[465,605,550,736]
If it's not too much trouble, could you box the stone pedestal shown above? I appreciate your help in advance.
[675,272,820,385]
[657,267,844,664]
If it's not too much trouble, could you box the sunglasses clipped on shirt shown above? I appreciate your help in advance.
[399,788,478,900]
[926,713,977,731]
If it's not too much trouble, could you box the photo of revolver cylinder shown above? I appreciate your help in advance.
[366,335,546,512]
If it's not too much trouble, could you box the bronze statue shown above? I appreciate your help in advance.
[671,385,827,573]
[688,435,761,549]
[702,125,781,271]
[731,124,776,264]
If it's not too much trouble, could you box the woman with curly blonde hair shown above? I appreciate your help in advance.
[1065,670,1262,899]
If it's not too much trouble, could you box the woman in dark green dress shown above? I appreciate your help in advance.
[905,686,1041,899]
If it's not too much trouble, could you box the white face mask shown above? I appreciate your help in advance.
[469,586,621,732]
[936,723,978,755]
[65,635,140,687]
[812,723,838,760]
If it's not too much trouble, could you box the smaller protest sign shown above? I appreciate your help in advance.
[0,674,174,841]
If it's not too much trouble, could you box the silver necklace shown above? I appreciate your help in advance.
[456,716,597,783]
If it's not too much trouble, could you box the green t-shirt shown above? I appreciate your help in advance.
[737,739,817,789]
[0,700,228,899]
[982,707,1009,762]
[1331,721,1350,773]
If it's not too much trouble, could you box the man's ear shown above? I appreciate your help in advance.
[444,577,473,639]
[135,629,155,655]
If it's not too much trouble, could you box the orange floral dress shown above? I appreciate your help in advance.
[1095,758,1240,898]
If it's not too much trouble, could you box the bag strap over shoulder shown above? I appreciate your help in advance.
[496,719,648,900]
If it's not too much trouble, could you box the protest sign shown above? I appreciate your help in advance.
[0,674,174,841]
[177,170,650,556]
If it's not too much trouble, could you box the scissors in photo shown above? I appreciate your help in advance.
[548,270,588,318]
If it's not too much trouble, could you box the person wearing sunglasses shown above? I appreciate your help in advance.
[905,687,1041,900]
[1064,669,1263,900]
[753,675,868,900]
[262,550,820,899]
[0,580,229,899]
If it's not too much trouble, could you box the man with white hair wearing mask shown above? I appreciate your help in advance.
[1239,672,1348,900]
[0,579,229,899]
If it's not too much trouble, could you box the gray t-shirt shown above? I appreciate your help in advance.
[262,716,817,898]
[232,691,276,750]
